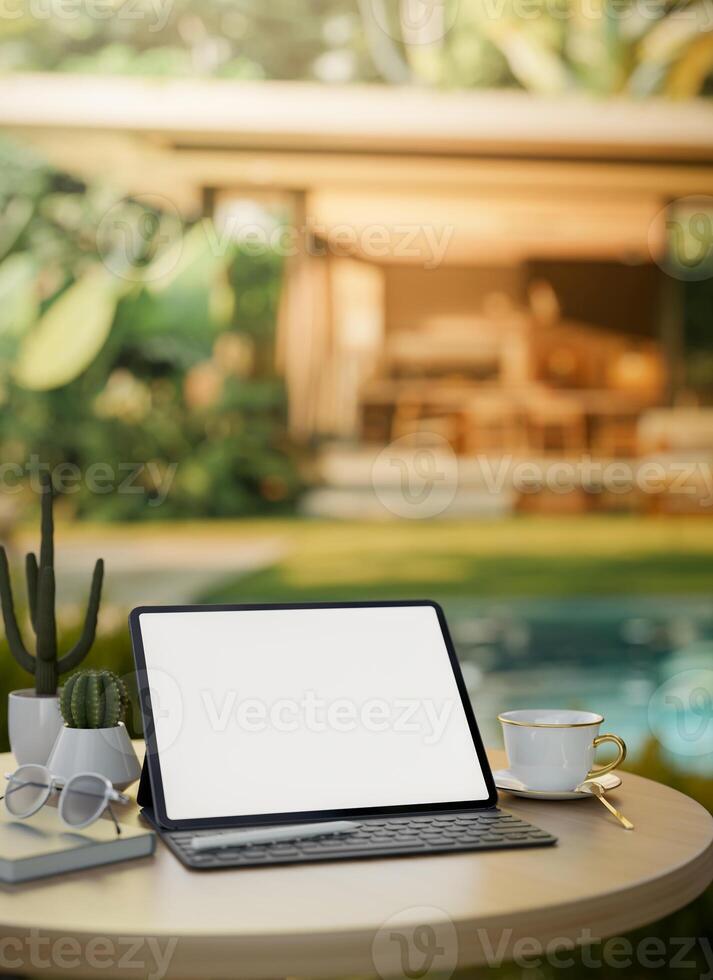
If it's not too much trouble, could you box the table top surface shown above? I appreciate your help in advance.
[1,746,712,980]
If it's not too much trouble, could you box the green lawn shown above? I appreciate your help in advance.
[202,515,713,602]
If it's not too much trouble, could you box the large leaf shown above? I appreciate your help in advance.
[665,31,713,97]
[136,221,234,341]
[636,6,702,65]
[0,252,37,339]
[0,198,34,263]
[482,20,570,93]
[13,265,118,390]
[145,220,232,297]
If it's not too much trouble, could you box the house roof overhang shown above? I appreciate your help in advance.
[2,73,713,162]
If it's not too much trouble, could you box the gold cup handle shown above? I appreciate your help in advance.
[587,734,627,779]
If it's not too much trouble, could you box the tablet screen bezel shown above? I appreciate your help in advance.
[129,600,498,830]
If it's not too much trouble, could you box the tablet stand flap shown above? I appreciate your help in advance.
[136,756,153,809]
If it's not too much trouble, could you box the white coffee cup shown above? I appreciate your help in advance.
[498,709,626,793]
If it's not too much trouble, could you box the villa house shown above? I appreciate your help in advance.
[2,75,713,512]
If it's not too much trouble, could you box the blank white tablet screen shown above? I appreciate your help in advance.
[138,605,489,820]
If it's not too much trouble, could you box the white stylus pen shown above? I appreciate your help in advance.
[190,820,360,852]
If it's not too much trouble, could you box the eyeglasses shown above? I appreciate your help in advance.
[2,764,129,835]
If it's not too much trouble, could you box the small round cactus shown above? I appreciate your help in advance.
[60,669,129,729]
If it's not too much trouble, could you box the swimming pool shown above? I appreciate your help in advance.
[442,596,713,775]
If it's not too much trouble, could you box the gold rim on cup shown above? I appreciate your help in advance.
[497,712,605,729]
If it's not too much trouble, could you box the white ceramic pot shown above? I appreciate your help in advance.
[47,722,141,791]
[8,690,63,765]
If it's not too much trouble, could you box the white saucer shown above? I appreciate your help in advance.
[493,769,622,801]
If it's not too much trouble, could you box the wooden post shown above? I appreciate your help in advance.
[657,270,686,406]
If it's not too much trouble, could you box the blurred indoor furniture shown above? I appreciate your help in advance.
[638,408,713,454]
[521,387,588,455]
[461,391,525,455]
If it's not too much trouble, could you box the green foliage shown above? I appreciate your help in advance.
[0,137,302,519]
[397,0,713,96]
[0,0,711,94]
[0,476,103,695]
[0,0,376,83]
[13,264,120,391]
[60,668,129,729]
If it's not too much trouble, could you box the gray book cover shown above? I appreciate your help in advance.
[0,807,156,883]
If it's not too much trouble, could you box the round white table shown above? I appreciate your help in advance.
[1,748,711,979]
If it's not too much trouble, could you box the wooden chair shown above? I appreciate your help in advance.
[522,388,587,454]
[391,400,461,450]
[461,392,525,455]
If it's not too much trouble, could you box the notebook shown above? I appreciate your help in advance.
[0,807,156,883]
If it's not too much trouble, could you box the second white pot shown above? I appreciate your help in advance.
[8,690,63,765]
[47,722,141,791]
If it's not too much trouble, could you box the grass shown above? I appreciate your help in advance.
[199,515,713,602]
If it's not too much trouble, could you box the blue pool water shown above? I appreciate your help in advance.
[442,596,713,775]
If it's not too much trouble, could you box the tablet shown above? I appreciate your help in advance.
[129,601,497,829]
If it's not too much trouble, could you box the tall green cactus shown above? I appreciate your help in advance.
[0,474,104,696]
[60,670,128,729]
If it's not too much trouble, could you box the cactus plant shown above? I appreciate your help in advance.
[60,669,129,729]
[0,473,104,696]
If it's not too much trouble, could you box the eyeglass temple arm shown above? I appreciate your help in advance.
[107,802,122,836]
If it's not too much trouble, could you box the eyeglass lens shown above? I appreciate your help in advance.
[4,765,52,817]
[60,773,109,827]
